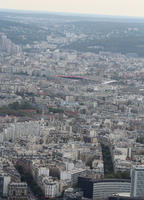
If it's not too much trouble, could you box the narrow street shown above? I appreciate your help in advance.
[28,188,38,200]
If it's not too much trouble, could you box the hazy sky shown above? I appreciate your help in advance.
[1,0,144,17]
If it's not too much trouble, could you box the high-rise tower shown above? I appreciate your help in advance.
[131,165,144,197]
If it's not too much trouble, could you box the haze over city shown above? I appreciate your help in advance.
[1,0,144,200]
[1,0,144,17]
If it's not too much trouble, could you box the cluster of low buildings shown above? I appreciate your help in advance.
[1,17,144,200]
[0,157,28,200]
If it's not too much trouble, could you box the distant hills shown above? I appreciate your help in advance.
[0,9,144,57]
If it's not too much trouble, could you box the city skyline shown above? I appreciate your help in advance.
[1,10,144,200]
[1,0,144,17]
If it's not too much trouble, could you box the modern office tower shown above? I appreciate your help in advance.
[78,177,131,200]
[131,165,144,198]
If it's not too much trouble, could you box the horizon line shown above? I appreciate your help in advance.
[0,8,144,19]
